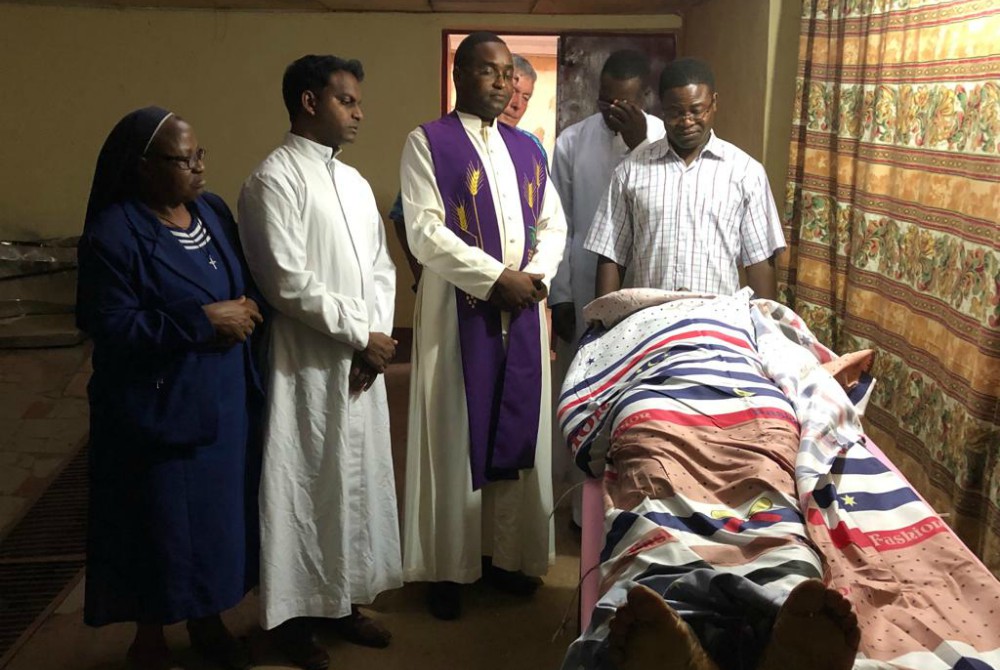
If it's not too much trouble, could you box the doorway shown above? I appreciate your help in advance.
[443,33,560,158]
[441,30,678,160]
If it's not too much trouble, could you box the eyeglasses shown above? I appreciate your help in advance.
[663,107,712,124]
[473,64,513,83]
[149,147,207,170]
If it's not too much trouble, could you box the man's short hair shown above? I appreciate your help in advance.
[282,54,365,122]
[601,49,651,82]
[454,32,507,70]
[512,54,537,82]
[658,57,716,97]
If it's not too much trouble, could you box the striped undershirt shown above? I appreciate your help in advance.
[168,217,212,250]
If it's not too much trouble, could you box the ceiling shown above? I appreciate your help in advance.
[12,0,702,13]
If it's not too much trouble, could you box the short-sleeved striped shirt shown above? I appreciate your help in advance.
[583,131,785,295]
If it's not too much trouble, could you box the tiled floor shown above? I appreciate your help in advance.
[0,343,91,539]
[6,523,584,670]
[0,346,586,670]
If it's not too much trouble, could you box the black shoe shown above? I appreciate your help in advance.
[486,566,542,596]
[329,606,392,648]
[271,618,329,670]
[187,617,251,670]
[427,581,462,620]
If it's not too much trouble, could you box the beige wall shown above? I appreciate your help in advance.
[0,3,801,323]
[683,0,770,159]
[0,5,680,325]
[763,0,803,207]
[682,0,800,203]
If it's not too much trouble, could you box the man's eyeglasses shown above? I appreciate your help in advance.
[474,65,513,83]
[663,107,712,124]
[148,147,207,170]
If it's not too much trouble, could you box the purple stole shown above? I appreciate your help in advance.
[421,112,546,491]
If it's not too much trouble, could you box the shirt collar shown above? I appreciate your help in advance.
[456,110,496,135]
[701,130,725,158]
[655,129,724,163]
[593,113,614,136]
[284,132,342,163]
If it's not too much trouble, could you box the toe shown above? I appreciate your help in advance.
[612,604,636,630]
[823,588,853,616]
[783,579,827,615]
[626,585,671,621]
[829,598,853,620]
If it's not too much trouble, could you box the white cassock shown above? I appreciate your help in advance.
[549,111,666,343]
[238,132,402,630]
[400,111,568,583]
[548,112,666,525]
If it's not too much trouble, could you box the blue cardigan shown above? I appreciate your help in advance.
[77,193,264,449]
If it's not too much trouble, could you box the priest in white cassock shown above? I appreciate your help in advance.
[548,49,666,528]
[238,55,401,670]
[400,32,567,621]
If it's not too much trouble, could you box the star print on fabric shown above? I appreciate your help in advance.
[841,494,856,506]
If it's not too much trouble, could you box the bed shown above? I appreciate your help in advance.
[561,288,1000,670]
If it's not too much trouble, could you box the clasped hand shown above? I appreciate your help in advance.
[351,332,397,394]
[489,268,547,312]
[362,332,397,373]
[202,296,263,345]
[350,353,379,394]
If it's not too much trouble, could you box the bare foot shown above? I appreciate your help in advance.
[608,584,719,670]
[757,579,860,670]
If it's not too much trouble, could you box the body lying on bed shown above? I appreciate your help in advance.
[558,288,1000,670]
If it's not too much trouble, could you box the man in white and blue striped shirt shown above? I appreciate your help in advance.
[585,58,785,301]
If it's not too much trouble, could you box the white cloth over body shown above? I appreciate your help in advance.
[549,111,666,345]
[238,133,401,629]
[400,112,568,583]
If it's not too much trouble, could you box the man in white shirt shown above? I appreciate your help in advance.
[238,55,402,670]
[549,49,667,528]
[400,32,567,621]
[551,49,667,345]
[586,57,785,300]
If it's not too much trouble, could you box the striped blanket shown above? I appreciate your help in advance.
[559,289,1000,670]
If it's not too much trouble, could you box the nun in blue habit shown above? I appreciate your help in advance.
[77,106,264,670]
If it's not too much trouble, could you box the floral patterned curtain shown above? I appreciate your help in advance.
[781,0,1000,572]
